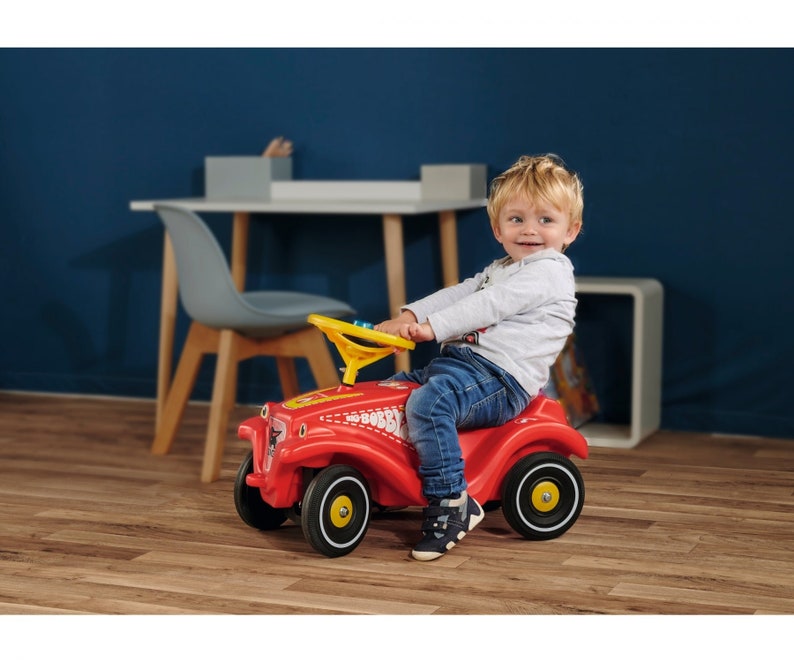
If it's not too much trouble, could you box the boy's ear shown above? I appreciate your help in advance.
[491,222,503,244]
[562,222,582,252]
[565,222,582,245]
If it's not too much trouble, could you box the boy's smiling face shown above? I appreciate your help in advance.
[492,194,581,262]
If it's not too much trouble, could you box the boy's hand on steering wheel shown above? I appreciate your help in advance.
[375,310,418,339]
[376,312,434,343]
[405,322,435,342]
[374,321,435,343]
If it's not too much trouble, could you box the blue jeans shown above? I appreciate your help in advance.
[393,345,530,500]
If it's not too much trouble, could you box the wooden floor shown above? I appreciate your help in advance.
[2,390,794,617]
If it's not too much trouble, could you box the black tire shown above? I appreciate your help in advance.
[300,465,371,557]
[501,452,584,540]
[234,451,288,530]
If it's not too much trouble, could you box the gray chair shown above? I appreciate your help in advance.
[152,204,355,482]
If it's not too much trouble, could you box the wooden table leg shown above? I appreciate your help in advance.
[438,209,459,287]
[382,213,410,374]
[230,211,250,290]
[156,232,178,430]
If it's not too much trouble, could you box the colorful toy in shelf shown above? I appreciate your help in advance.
[235,315,588,557]
[545,333,600,429]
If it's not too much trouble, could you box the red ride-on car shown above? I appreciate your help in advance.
[235,315,588,558]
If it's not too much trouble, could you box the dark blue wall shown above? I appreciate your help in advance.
[2,48,793,438]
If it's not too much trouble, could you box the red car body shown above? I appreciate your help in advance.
[238,379,588,510]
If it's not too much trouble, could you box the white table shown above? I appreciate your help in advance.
[130,196,487,427]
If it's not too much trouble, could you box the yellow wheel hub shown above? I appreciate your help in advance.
[329,495,354,528]
[531,480,560,512]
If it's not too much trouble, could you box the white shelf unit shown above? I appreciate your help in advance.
[574,276,664,449]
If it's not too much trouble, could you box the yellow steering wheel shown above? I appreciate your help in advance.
[308,314,415,386]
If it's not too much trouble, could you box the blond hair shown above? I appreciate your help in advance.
[487,154,584,233]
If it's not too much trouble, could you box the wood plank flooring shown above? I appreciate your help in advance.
[2,391,793,617]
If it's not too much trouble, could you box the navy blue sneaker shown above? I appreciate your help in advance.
[411,491,484,561]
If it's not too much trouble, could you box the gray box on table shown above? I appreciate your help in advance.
[420,164,487,200]
[205,156,293,199]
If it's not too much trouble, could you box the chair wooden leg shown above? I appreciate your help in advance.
[154,323,342,482]
[201,329,239,483]
[303,328,341,389]
[275,357,301,399]
[152,323,211,455]
[241,328,339,397]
